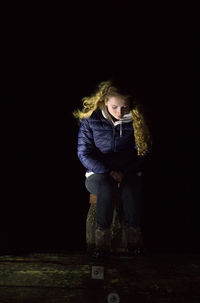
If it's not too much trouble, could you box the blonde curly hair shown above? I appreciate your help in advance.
[73,80,152,156]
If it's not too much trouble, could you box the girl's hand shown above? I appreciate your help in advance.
[110,171,123,183]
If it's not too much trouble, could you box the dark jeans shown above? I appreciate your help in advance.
[85,173,142,230]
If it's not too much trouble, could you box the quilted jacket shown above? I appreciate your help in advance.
[77,109,147,174]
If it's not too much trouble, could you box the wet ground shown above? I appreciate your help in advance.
[0,251,200,302]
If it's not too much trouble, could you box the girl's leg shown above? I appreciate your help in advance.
[120,173,144,254]
[85,173,118,229]
[120,173,142,229]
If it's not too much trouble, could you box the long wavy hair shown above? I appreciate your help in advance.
[73,80,152,156]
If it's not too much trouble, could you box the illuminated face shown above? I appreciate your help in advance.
[105,96,130,120]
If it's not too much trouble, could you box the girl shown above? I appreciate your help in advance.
[73,80,152,257]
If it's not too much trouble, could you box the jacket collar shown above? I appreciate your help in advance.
[101,109,133,126]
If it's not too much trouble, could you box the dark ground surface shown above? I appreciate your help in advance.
[0,251,200,303]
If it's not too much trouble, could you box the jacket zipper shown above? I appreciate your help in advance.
[107,118,116,152]
[112,124,116,151]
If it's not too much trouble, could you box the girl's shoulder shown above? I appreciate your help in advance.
[80,109,104,128]
[89,109,102,120]
[84,109,104,125]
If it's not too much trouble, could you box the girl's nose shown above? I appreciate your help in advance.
[117,108,123,117]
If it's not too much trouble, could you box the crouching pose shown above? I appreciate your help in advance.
[73,79,152,258]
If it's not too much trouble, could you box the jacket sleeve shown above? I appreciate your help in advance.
[77,119,110,173]
[119,150,151,174]
[114,140,150,174]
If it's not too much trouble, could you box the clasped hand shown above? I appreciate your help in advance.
[109,170,123,184]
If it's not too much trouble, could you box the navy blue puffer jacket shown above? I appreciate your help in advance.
[77,109,147,174]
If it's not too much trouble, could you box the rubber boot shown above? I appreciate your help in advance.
[126,226,144,256]
[92,228,111,259]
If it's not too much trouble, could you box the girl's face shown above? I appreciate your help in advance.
[105,96,130,120]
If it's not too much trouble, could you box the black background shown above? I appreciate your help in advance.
[2,2,199,253]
